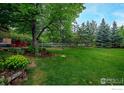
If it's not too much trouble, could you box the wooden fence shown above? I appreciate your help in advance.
[39,43,85,48]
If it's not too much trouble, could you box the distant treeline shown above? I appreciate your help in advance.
[72,18,124,48]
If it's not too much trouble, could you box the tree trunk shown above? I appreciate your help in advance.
[32,19,41,56]
[31,19,36,55]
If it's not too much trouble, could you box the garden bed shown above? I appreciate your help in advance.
[0,69,27,85]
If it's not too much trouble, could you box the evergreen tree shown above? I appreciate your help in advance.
[118,25,124,47]
[96,18,111,47]
[77,20,97,47]
[77,22,85,45]
[85,21,92,46]
[73,21,79,32]
[111,21,122,48]
[72,21,81,45]
[89,20,97,46]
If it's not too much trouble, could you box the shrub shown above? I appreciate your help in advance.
[27,45,42,54]
[5,55,29,70]
[0,76,6,85]
[10,32,32,42]
[0,61,5,70]
[16,48,25,55]
[8,48,24,55]
[41,48,46,51]
[0,56,6,70]
[8,48,17,53]
[28,45,34,53]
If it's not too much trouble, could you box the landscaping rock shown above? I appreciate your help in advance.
[7,71,23,83]
[0,76,6,85]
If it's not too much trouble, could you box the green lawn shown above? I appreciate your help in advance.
[23,48,124,85]
[1,48,124,85]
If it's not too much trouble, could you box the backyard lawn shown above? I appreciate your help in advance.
[1,48,124,85]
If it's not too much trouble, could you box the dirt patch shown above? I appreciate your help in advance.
[27,56,37,68]
[28,61,36,68]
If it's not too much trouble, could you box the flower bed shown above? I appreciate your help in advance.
[12,40,29,47]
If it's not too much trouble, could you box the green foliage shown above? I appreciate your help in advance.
[16,48,25,55]
[28,45,35,53]
[0,31,32,42]
[0,31,11,38]
[27,45,41,53]
[118,25,124,47]
[35,4,85,43]
[0,4,18,31]
[10,31,32,42]
[0,56,6,70]
[72,20,97,47]
[5,55,29,70]
[8,48,17,53]
[110,21,122,48]
[0,3,85,53]
[8,48,25,55]
[73,19,124,48]
[96,18,111,47]
[0,76,6,85]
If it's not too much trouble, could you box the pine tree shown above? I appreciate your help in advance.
[96,18,111,47]
[85,21,92,46]
[118,25,124,47]
[78,20,97,47]
[111,21,122,48]
[78,22,87,45]
[77,21,89,46]
[89,20,97,46]
[72,21,81,45]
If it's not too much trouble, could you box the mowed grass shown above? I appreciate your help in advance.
[1,48,124,85]
[23,48,124,85]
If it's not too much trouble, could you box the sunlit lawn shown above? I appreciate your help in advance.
[22,48,124,85]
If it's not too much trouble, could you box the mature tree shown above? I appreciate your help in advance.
[82,21,91,46]
[72,21,81,45]
[73,21,79,32]
[36,4,85,44]
[0,4,18,31]
[0,3,85,53]
[90,20,97,46]
[96,18,111,47]
[111,21,122,48]
[6,4,85,54]
[76,20,97,47]
[12,4,40,54]
[118,25,124,47]
[85,20,97,46]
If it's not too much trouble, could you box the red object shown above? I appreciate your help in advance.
[12,40,29,47]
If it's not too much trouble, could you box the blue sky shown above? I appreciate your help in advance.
[76,3,124,26]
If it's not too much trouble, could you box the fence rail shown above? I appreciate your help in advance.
[39,43,85,48]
